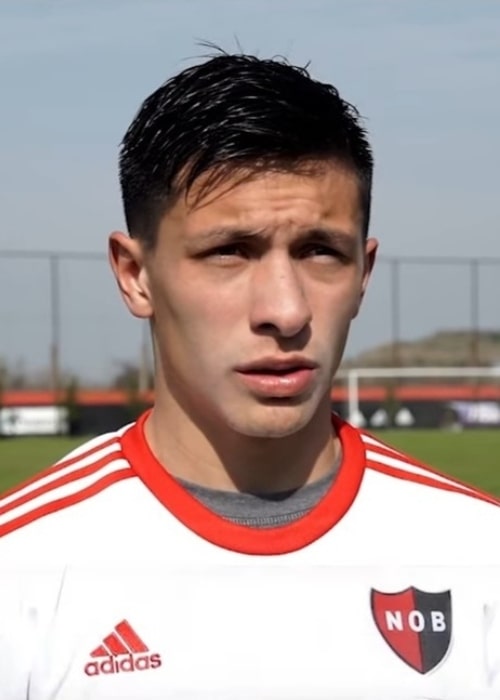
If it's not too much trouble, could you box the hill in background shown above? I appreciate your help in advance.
[343,330,500,368]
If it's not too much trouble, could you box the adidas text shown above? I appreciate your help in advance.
[84,653,162,676]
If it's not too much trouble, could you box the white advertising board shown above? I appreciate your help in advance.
[0,406,69,436]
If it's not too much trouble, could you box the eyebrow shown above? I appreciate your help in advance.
[191,226,356,249]
[191,227,268,245]
[296,227,356,250]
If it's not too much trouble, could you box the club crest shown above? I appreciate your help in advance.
[371,587,452,674]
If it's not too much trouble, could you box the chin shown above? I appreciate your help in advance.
[226,401,317,439]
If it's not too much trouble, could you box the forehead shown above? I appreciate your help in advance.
[165,164,363,238]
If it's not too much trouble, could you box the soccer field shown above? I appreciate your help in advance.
[1,429,500,497]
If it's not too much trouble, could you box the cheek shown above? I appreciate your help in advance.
[154,279,241,354]
[317,276,363,321]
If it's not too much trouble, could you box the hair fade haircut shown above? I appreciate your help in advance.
[119,51,374,248]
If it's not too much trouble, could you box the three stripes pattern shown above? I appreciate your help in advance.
[0,421,496,540]
[0,429,135,537]
[90,620,150,658]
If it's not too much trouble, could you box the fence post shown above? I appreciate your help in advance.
[49,253,61,399]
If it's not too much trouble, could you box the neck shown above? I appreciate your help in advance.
[144,393,339,494]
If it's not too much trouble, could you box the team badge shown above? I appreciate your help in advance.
[370,587,452,674]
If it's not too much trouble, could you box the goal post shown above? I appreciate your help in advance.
[334,366,500,428]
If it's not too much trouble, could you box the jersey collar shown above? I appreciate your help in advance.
[120,410,366,555]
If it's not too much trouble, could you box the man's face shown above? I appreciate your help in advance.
[116,164,377,438]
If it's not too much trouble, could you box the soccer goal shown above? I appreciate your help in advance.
[334,366,500,428]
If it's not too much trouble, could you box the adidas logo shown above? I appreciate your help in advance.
[84,619,162,676]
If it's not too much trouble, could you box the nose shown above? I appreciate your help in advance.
[249,254,312,338]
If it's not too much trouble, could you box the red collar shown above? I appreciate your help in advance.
[120,411,366,555]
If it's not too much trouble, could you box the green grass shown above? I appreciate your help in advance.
[0,436,88,494]
[371,429,500,496]
[1,429,500,497]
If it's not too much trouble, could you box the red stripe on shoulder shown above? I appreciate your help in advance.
[0,469,134,537]
[398,453,500,504]
[367,456,500,507]
[362,431,500,506]
[0,437,120,501]
[0,453,124,517]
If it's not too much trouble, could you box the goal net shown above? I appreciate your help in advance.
[332,366,500,429]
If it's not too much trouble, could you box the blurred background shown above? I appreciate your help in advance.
[0,0,499,490]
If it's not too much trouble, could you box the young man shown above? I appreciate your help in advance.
[1,52,500,699]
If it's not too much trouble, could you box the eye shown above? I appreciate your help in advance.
[212,244,245,257]
[208,243,248,259]
[300,244,342,260]
[200,242,252,264]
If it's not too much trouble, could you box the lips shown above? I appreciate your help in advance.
[235,357,318,397]
[236,357,318,374]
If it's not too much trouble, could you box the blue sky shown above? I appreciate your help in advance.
[1,0,499,382]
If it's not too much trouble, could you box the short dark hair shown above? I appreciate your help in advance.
[119,51,374,247]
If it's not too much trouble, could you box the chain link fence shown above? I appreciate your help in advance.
[1,251,499,389]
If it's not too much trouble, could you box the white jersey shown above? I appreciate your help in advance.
[1,411,500,700]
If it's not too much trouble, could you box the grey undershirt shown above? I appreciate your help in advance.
[179,449,342,528]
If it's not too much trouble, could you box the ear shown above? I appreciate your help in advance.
[352,236,378,319]
[108,231,153,319]
[361,237,378,293]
